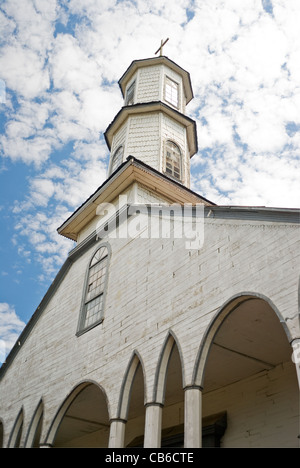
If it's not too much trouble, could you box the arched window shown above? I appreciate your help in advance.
[110,146,124,174]
[77,244,110,335]
[164,140,182,181]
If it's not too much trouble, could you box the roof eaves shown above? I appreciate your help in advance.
[58,155,215,238]
[131,156,215,205]
[57,158,132,235]
[118,56,194,103]
[104,101,198,153]
[205,205,300,223]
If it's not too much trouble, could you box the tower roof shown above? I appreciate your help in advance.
[104,101,198,157]
[118,56,194,104]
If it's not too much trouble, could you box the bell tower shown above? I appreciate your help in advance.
[58,47,213,244]
[104,50,198,189]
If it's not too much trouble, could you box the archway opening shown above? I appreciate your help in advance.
[201,297,298,448]
[8,410,23,448]
[161,343,184,447]
[52,383,110,448]
[32,413,43,448]
[125,363,145,447]
[25,401,43,448]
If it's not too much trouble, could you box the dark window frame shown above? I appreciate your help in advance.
[164,140,182,182]
[164,76,179,109]
[76,243,111,336]
[125,80,136,106]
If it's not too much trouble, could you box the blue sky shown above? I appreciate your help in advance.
[0,0,300,361]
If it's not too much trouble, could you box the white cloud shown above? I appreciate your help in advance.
[79,87,122,132]
[1,0,57,52]
[13,208,73,278]
[0,45,50,99]
[10,137,109,281]
[50,33,100,93]
[0,9,16,41]
[0,303,26,362]
[1,0,300,291]
[186,0,300,207]
[228,17,288,86]
[67,0,113,16]
[0,134,56,166]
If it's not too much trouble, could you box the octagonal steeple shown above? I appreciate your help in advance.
[118,55,194,110]
[104,55,198,188]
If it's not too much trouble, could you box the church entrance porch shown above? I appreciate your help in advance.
[197,295,299,448]
[48,382,110,448]
[25,296,298,448]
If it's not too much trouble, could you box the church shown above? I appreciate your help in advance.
[0,48,299,448]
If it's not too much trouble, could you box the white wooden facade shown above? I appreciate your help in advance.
[0,56,299,448]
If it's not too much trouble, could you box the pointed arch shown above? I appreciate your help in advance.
[192,292,294,388]
[117,351,146,421]
[24,399,44,448]
[191,292,298,447]
[153,330,185,405]
[45,381,110,447]
[8,408,24,448]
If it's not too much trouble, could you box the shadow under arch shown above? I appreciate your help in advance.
[24,399,44,448]
[45,380,110,448]
[117,351,147,447]
[192,292,293,388]
[153,330,185,406]
[117,350,146,421]
[0,418,4,448]
[8,408,24,448]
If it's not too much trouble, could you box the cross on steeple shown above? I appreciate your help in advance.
[155,38,169,57]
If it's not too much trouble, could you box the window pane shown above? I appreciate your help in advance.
[165,77,179,108]
[90,246,107,266]
[125,81,135,106]
[165,141,181,180]
[85,256,108,304]
[84,295,103,329]
[80,245,109,332]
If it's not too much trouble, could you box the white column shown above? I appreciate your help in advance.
[291,339,300,389]
[109,419,126,448]
[184,386,202,448]
[144,403,163,448]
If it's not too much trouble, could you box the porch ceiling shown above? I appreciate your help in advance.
[202,298,292,393]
